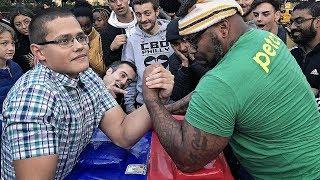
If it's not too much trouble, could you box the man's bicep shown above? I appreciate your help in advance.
[99,105,151,149]
[177,75,236,172]
[99,105,128,147]
[14,154,58,180]
[178,121,229,172]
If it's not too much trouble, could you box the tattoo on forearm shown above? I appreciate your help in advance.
[166,92,192,114]
[145,99,183,156]
[144,99,163,104]
[145,97,226,172]
[191,128,208,151]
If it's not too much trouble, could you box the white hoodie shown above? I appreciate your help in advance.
[108,7,137,36]
[122,19,174,112]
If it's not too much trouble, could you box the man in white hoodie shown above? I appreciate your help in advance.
[100,0,137,66]
[122,0,174,113]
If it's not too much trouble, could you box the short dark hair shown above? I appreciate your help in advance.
[109,61,137,73]
[132,0,160,11]
[160,0,181,14]
[251,0,281,12]
[176,0,196,17]
[293,1,320,17]
[72,0,94,22]
[29,8,74,44]
[92,6,111,19]
[9,5,34,34]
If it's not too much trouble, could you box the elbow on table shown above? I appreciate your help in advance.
[112,135,137,149]
[173,153,213,173]
[175,162,204,173]
[113,139,134,149]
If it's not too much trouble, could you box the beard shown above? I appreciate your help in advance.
[290,25,317,46]
[195,35,225,69]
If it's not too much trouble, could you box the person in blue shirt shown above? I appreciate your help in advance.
[0,22,23,133]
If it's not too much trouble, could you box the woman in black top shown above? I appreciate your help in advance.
[10,5,34,73]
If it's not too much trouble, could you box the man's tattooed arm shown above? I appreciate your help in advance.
[165,92,192,115]
[144,99,229,172]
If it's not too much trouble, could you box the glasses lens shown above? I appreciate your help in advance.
[185,30,205,48]
[295,18,304,25]
[291,17,315,26]
[76,34,89,45]
[57,36,73,47]
[55,34,88,48]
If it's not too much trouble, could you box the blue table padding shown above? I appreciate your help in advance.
[65,129,151,180]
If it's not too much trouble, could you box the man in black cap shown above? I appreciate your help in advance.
[166,18,208,109]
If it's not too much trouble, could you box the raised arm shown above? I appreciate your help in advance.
[143,65,229,172]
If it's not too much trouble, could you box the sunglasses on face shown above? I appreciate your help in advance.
[185,29,206,49]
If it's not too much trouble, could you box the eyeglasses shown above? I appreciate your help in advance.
[289,17,317,26]
[37,33,89,48]
[185,29,206,49]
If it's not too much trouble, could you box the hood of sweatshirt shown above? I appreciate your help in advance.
[108,7,137,30]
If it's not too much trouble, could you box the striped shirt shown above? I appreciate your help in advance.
[1,62,117,179]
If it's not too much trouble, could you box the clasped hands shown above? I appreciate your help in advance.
[142,64,174,103]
